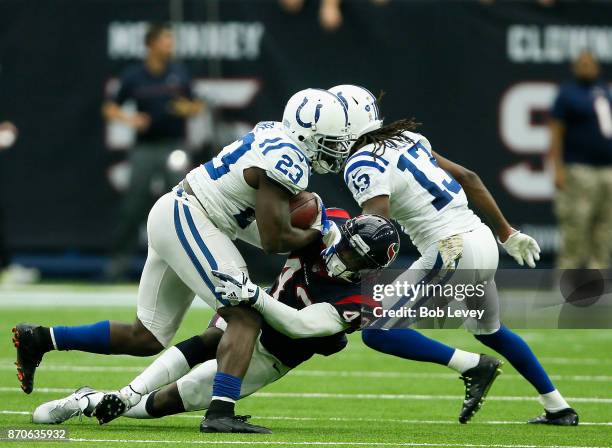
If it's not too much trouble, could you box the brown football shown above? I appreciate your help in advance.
[289,191,319,229]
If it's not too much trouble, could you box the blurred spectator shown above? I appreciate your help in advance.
[280,0,389,32]
[102,23,203,281]
[0,122,40,285]
[549,50,612,269]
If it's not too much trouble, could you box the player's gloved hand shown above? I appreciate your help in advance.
[211,270,261,306]
[322,220,342,248]
[499,230,541,268]
[310,193,334,237]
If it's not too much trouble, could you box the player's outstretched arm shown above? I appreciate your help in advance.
[255,297,347,338]
[212,270,348,338]
[432,151,514,242]
[252,168,321,253]
[432,151,540,267]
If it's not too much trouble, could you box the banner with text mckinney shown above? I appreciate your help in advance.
[1,1,611,275]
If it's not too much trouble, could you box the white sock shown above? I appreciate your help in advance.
[49,328,58,350]
[119,385,144,407]
[447,349,480,374]
[211,396,236,403]
[123,394,155,419]
[539,390,570,412]
[123,346,190,401]
[80,392,104,416]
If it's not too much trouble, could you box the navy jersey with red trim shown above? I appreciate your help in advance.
[258,243,374,368]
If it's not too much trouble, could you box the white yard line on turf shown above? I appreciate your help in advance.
[2,410,612,427]
[0,290,209,309]
[31,354,612,367]
[540,357,612,366]
[0,362,610,382]
[0,291,138,307]
[38,437,612,448]
[0,388,610,403]
[291,370,612,382]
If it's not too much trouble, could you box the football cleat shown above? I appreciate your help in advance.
[92,392,129,425]
[12,323,48,394]
[458,354,503,424]
[528,408,579,426]
[32,386,97,424]
[200,415,272,434]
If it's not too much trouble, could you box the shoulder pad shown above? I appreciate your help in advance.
[259,139,310,194]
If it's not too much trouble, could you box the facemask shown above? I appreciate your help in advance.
[322,246,358,282]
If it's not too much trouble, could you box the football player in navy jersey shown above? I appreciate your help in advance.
[31,210,400,434]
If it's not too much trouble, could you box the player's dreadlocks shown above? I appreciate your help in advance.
[352,118,421,158]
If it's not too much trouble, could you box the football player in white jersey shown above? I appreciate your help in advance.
[328,85,577,426]
[12,88,353,433]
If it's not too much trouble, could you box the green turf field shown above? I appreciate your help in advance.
[0,287,611,447]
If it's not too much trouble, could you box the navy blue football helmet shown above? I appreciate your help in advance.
[323,214,400,282]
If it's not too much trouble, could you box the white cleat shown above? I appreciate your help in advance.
[32,386,97,424]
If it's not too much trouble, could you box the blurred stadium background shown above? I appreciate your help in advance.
[1,0,610,284]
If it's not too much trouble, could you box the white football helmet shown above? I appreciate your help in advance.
[282,88,354,174]
[328,85,383,137]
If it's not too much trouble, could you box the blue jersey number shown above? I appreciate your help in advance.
[204,132,255,181]
[275,154,304,185]
[397,142,462,211]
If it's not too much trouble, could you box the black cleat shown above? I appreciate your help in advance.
[92,393,128,425]
[528,408,579,426]
[200,415,272,434]
[12,323,48,394]
[458,354,503,424]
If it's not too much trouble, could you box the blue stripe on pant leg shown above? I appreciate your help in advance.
[173,200,229,307]
[181,203,219,271]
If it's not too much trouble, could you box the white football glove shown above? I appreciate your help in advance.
[310,193,341,248]
[499,230,541,268]
[211,270,261,306]
[322,220,342,248]
[310,193,332,235]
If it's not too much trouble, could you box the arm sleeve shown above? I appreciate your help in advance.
[252,289,348,338]
[344,157,391,206]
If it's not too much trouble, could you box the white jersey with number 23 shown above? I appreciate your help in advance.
[186,121,311,239]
